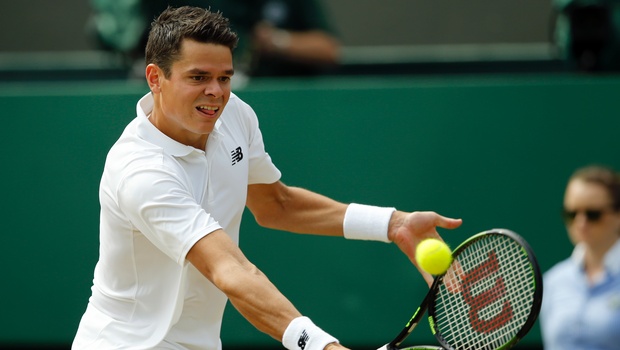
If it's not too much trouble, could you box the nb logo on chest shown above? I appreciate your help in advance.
[231,147,243,165]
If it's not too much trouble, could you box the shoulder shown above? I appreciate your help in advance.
[544,258,577,285]
[107,119,166,170]
[542,258,583,315]
[220,93,261,134]
[103,119,189,190]
[223,93,257,119]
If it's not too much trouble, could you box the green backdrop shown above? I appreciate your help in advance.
[1,73,619,348]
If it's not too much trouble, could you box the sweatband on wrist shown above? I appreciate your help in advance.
[283,316,338,350]
[343,203,396,243]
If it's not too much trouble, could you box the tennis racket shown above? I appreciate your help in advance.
[379,228,543,350]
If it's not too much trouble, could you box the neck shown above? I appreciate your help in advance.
[149,110,209,150]
[583,237,618,282]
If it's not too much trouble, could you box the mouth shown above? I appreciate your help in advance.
[196,105,219,117]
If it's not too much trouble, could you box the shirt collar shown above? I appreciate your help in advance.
[136,93,221,157]
[571,238,620,276]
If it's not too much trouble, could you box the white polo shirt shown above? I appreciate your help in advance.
[73,92,281,349]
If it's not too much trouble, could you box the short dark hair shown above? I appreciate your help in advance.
[569,165,620,211]
[145,6,238,77]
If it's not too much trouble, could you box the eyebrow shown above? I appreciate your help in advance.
[187,68,235,76]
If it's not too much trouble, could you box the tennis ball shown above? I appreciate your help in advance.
[415,239,452,275]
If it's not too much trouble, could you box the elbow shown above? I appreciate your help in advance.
[246,181,291,230]
[214,262,263,296]
[316,37,341,66]
[253,211,279,229]
[327,39,341,65]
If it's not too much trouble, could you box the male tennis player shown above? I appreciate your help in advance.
[72,6,462,350]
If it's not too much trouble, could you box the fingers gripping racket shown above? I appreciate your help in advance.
[379,229,543,350]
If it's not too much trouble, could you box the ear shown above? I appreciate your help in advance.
[146,64,163,93]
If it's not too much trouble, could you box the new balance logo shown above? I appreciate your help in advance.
[231,146,243,165]
[297,330,309,350]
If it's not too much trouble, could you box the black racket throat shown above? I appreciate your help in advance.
[383,229,543,350]
[387,276,446,349]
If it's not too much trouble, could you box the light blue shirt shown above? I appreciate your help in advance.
[540,239,620,350]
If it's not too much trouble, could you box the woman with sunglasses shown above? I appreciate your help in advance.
[541,165,620,350]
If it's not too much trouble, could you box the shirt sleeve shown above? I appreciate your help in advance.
[236,97,282,185]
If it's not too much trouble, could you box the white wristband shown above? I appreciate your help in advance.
[343,203,395,243]
[283,316,338,350]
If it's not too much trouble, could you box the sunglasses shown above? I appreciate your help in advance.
[562,208,610,223]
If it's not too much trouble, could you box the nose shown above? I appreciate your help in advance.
[203,79,223,97]
[572,212,590,227]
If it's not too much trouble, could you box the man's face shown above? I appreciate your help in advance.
[147,39,234,149]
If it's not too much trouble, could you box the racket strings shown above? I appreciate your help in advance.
[432,235,535,350]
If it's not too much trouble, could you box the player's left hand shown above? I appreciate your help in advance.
[388,211,462,285]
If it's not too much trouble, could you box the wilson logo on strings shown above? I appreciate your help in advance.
[461,250,514,333]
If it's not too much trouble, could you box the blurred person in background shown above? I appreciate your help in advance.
[551,0,620,72]
[89,0,340,83]
[540,165,620,350]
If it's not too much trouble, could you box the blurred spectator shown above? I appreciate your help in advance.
[551,0,620,71]
[88,0,340,81]
[88,0,148,67]
[540,165,620,350]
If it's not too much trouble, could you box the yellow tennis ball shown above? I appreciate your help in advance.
[415,239,452,275]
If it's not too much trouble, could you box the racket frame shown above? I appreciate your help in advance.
[429,229,543,350]
[381,229,543,350]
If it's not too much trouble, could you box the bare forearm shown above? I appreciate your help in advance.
[225,263,302,341]
[254,23,340,65]
[282,31,340,64]
[188,231,301,341]
[188,229,346,349]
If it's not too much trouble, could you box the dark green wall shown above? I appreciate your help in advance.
[1,74,619,348]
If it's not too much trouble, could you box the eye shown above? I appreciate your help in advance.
[191,76,206,81]
[219,76,231,83]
